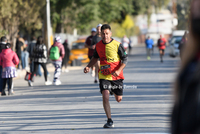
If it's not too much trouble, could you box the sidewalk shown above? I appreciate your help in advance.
[15,64,84,79]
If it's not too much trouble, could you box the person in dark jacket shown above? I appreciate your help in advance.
[28,36,42,76]
[28,36,52,86]
[62,39,70,72]
[15,35,25,69]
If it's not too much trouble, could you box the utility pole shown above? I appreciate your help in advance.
[46,0,51,49]
[172,0,178,30]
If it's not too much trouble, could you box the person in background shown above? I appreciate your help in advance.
[122,35,130,53]
[62,39,70,73]
[85,28,97,77]
[0,36,7,94]
[15,34,25,69]
[171,0,200,133]
[157,35,166,63]
[49,36,65,85]
[28,36,42,76]
[128,37,132,54]
[28,36,52,86]
[23,37,29,70]
[0,36,19,96]
[91,24,102,83]
[178,31,188,59]
[145,36,154,60]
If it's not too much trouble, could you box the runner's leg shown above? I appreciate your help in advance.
[114,94,122,103]
[102,90,111,119]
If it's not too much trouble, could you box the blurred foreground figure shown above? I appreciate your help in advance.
[171,0,200,133]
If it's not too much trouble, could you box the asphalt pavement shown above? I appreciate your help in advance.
[0,45,180,134]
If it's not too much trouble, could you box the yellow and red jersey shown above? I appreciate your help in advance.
[93,39,128,81]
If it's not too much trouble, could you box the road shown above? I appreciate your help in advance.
[0,45,180,134]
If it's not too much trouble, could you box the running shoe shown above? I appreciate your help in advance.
[91,70,95,77]
[45,81,52,85]
[1,91,6,96]
[53,80,61,85]
[94,79,98,83]
[28,80,33,87]
[8,90,14,95]
[147,56,151,60]
[65,69,69,72]
[103,121,114,128]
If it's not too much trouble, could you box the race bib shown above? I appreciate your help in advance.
[101,65,111,75]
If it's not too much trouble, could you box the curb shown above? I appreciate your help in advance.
[14,64,84,80]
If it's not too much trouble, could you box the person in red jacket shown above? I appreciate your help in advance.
[0,36,19,96]
[49,36,65,85]
[157,35,167,63]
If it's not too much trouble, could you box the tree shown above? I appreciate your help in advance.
[49,0,171,36]
[176,0,190,30]
[0,0,45,49]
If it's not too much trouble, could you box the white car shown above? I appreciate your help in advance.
[169,36,182,57]
[169,30,186,57]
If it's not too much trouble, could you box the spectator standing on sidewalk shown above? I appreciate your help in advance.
[157,35,166,63]
[15,35,25,69]
[85,28,97,77]
[84,24,128,128]
[91,24,102,83]
[28,36,42,76]
[23,37,29,70]
[62,39,70,73]
[28,36,52,86]
[0,36,7,94]
[49,36,65,85]
[145,36,154,60]
[0,36,19,96]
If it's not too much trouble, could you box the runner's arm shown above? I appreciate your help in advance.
[118,44,128,65]
[112,44,128,76]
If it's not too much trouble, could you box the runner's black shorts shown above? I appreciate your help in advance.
[99,79,123,96]
[159,49,165,53]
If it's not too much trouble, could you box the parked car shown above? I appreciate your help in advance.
[69,39,90,66]
[169,30,186,57]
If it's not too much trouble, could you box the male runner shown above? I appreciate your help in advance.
[91,24,102,83]
[157,35,166,63]
[85,28,97,77]
[84,24,128,128]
